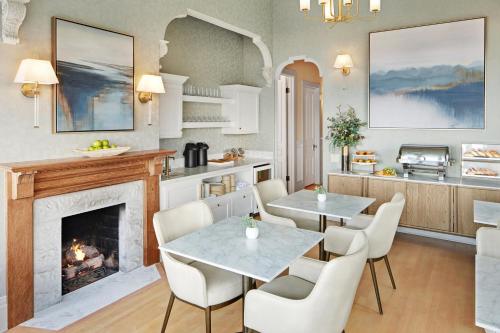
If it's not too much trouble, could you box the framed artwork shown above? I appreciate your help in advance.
[369,18,485,129]
[52,18,134,132]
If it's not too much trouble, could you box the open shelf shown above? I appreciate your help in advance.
[462,157,500,163]
[182,121,234,129]
[183,95,234,104]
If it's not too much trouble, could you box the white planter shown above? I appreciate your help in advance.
[317,193,327,202]
[246,227,259,239]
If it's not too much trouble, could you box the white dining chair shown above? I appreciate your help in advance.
[324,192,405,315]
[252,179,319,231]
[477,227,500,258]
[153,201,243,333]
[244,231,368,333]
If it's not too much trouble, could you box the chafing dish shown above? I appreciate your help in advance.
[396,145,452,181]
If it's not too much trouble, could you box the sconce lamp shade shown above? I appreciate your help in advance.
[370,0,381,12]
[14,59,59,85]
[137,75,165,94]
[300,0,310,11]
[334,54,354,69]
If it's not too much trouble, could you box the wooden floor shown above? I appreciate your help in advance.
[10,233,480,333]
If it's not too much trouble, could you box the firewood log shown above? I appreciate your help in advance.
[82,254,104,270]
[104,252,118,269]
[62,265,78,280]
[81,245,100,259]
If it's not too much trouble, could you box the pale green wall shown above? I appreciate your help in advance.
[0,0,273,304]
[159,16,268,157]
[272,0,500,183]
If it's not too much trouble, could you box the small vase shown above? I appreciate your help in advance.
[317,193,327,202]
[341,146,350,172]
[246,227,259,239]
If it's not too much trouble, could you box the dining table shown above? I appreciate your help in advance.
[160,216,324,333]
[267,189,375,260]
[474,200,500,227]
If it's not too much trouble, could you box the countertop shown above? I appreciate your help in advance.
[161,159,272,183]
[328,170,500,191]
[474,201,500,226]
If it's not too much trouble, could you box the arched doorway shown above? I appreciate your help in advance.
[275,58,323,192]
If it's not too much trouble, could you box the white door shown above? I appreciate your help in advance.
[303,82,321,186]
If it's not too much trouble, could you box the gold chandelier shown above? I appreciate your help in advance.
[299,0,381,24]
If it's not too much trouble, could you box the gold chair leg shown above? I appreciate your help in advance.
[161,293,176,333]
[384,255,397,290]
[368,259,383,315]
[205,307,212,333]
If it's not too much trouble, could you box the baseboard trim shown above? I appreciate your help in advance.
[0,296,7,333]
[397,226,476,246]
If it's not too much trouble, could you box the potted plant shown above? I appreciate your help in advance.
[315,185,327,202]
[242,216,259,239]
[326,105,367,172]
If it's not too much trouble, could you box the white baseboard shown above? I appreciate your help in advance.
[0,296,7,333]
[397,226,476,246]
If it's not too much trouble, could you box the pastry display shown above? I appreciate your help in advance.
[465,167,498,177]
[375,167,397,177]
[464,149,500,158]
[353,158,377,164]
[355,150,375,156]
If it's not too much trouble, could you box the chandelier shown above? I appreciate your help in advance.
[299,0,381,24]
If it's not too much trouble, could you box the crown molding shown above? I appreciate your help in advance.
[1,0,30,45]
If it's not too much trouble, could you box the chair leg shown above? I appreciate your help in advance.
[368,259,383,315]
[326,252,331,261]
[205,307,211,333]
[384,255,397,290]
[161,293,176,333]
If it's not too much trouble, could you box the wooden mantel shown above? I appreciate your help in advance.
[1,149,175,328]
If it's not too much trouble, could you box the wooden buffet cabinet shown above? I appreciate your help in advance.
[328,173,500,237]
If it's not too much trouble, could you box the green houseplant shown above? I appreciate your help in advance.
[315,185,327,202]
[326,105,367,171]
[242,216,259,239]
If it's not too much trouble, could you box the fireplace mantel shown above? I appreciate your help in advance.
[1,149,175,328]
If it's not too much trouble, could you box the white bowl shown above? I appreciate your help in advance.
[73,146,131,158]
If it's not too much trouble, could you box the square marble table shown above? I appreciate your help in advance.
[267,190,375,260]
[476,255,500,333]
[474,200,500,227]
[160,216,324,333]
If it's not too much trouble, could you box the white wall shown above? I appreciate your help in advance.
[272,0,500,184]
[0,0,273,324]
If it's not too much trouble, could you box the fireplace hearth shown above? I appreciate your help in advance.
[61,204,123,294]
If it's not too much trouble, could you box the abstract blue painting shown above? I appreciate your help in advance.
[54,18,134,132]
[369,18,485,129]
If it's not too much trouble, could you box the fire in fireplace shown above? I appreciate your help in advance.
[61,204,123,295]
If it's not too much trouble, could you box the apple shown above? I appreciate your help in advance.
[102,139,109,147]
[92,140,102,148]
[111,144,117,148]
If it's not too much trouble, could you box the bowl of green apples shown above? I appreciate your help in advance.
[74,140,130,158]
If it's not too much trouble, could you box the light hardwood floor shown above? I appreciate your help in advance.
[9,234,480,333]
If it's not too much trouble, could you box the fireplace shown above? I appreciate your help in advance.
[61,204,124,295]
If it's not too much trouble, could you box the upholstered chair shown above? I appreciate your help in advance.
[252,179,319,231]
[153,201,243,333]
[324,192,405,315]
[477,227,500,258]
[244,232,368,333]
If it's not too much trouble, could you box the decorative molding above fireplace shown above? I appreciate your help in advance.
[0,0,30,44]
[0,149,175,328]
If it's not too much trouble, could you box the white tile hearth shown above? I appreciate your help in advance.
[21,265,161,331]
[33,181,144,312]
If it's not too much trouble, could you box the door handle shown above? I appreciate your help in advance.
[313,144,318,150]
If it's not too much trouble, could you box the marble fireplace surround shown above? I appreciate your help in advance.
[1,149,174,328]
[34,181,144,312]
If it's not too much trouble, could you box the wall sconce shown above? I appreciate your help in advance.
[14,59,59,128]
[137,74,165,126]
[334,54,354,76]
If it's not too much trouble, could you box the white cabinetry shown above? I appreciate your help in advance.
[160,179,201,210]
[221,85,262,135]
[230,188,254,217]
[204,196,231,222]
[159,73,189,139]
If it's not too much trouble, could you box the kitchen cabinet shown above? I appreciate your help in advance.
[456,187,500,236]
[204,196,231,222]
[159,73,189,139]
[160,179,201,210]
[405,183,452,232]
[221,85,261,135]
[328,175,364,197]
[230,188,254,217]
[366,178,407,225]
